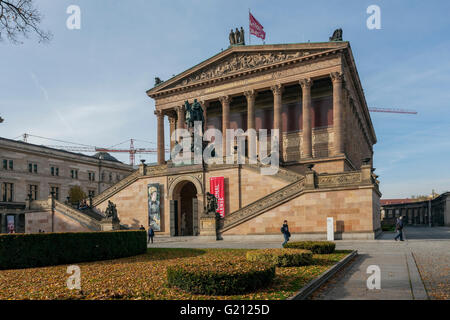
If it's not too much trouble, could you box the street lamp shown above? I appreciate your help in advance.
[50,191,55,232]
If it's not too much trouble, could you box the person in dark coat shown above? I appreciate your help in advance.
[281,220,291,247]
[394,216,404,241]
[148,226,155,244]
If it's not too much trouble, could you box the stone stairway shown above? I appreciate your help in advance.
[30,198,113,231]
[220,177,305,232]
[92,164,167,207]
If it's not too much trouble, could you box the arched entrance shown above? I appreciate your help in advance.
[170,179,202,236]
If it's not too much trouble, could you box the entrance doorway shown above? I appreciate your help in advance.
[170,181,199,236]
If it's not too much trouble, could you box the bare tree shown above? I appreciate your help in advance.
[0,0,51,44]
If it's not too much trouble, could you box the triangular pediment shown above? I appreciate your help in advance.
[147,42,348,95]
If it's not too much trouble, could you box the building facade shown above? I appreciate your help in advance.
[0,137,134,233]
[381,193,450,227]
[92,40,382,239]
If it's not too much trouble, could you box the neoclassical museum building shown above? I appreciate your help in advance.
[6,36,381,239]
[90,37,381,240]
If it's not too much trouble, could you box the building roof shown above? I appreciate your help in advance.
[380,199,418,206]
[92,152,120,163]
[0,136,132,170]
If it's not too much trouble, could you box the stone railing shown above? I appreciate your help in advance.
[92,163,167,207]
[92,170,141,206]
[317,171,362,188]
[29,199,51,210]
[54,200,105,231]
[243,162,303,183]
[221,178,305,232]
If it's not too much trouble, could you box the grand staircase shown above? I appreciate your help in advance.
[30,198,110,231]
[220,163,306,232]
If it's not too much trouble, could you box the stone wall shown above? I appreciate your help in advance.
[25,211,91,233]
[223,186,380,239]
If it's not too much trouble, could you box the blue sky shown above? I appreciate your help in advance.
[1,0,450,198]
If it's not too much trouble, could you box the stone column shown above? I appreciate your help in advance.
[300,78,313,158]
[200,100,208,133]
[176,105,185,142]
[169,115,176,155]
[219,95,230,157]
[155,110,165,165]
[331,72,344,155]
[271,84,283,159]
[244,90,256,159]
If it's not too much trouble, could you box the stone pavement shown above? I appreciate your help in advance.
[148,226,450,300]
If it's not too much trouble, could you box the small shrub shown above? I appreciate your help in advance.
[284,241,336,254]
[167,257,275,295]
[246,248,313,267]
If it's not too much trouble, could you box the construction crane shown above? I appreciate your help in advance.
[368,107,418,114]
[16,134,163,166]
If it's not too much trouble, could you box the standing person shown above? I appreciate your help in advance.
[394,216,404,241]
[148,226,155,244]
[281,220,291,247]
[139,225,145,231]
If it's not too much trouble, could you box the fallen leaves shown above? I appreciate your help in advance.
[0,248,348,300]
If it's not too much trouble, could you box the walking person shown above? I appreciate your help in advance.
[394,216,404,241]
[281,220,291,247]
[148,226,155,244]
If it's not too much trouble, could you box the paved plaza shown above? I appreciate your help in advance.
[149,226,450,300]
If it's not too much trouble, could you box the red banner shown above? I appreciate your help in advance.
[210,177,225,217]
[249,12,266,40]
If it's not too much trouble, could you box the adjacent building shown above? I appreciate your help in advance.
[381,193,450,226]
[0,137,134,233]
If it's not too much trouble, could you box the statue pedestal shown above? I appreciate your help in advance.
[199,215,216,236]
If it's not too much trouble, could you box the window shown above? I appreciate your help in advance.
[29,163,38,173]
[1,182,14,202]
[29,185,38,200]
[88,172,95,181]
[51,166,59,176]
[2,159,13,170]
[71,169,78,179]
[88,190,95,198]
[50,186,59,200]
[109,172,112,182]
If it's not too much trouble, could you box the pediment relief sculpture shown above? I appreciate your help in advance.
[166,50,320,89]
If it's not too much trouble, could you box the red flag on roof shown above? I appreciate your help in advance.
[249,12,266,40]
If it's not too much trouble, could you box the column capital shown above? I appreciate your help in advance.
[330,72,344,82]
[154,109,164,117]
[244,89,256,100]
[199,100,209,108]
[270,84,283,95]
[299,78,313,89]
[219,95,231,105]
[168,116,177,124]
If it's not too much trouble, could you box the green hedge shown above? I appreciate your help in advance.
[284,241,336,254]
[167,257,275,295]
[0,230,147,270]
[246,248,313,267]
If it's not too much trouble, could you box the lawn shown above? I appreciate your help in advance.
[0,248,350,300]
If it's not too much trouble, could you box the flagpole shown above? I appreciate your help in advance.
[248,8,251,45]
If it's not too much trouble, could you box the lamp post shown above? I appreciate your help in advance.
[50,191,55,232]
[27,193,33,210]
